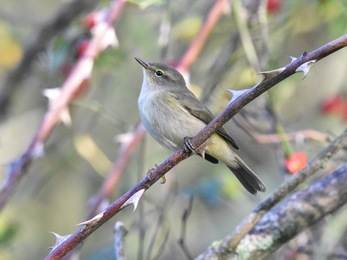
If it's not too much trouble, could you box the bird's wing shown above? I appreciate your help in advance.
[175,92,239,150]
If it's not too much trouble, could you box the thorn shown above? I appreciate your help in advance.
[114,131,135,153]
[114,132,135,144]
[197,147,206,160]
[80,58,94,79]
[32,142,45,158]
[226,89,250,104]
[60,107,72,126]
[42,87,62,101]
[295,60,316,79]
[120,189,145,212]
[42,87,72,125]
[91,22,119,50]
[77,211,105,230]
[290,56,297,62]
[258,67,285,80]
[49,232,71,251]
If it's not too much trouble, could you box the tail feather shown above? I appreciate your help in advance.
[227,155,266,195]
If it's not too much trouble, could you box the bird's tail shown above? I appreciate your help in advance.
[227,155,266,195]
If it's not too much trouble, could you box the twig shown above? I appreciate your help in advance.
[178,196,194,260]
[214,163,347,259]
[152,229,170,260]
[45,34,347,260]
[233,0,261,71]
[234,116,330,144]
[145,210,164,260]
[250,129,329,144]
[200,32,240,103]
[196,126,347,259]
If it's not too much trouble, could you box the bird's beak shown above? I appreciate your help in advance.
[135,57,149,69]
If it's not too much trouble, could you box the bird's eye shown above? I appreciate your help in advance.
[155,70,163,77]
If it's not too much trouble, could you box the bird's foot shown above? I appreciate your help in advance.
[146,164,166,184]
[146,168,155,180]
[184,137,206,159]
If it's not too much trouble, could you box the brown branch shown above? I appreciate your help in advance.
[196,126,347,259]
[45,34,347,260]
[0,0,95,116]
[226,163,347,259]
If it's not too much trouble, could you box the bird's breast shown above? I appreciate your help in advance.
[138,90,206,151]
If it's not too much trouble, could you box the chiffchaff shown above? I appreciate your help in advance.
[135,57,266,194]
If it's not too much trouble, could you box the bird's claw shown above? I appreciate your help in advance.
[184,137,206,159]
[184,137,196,152]
[160,175,166,184]
[146,167,155,180]
[146,164,166,184]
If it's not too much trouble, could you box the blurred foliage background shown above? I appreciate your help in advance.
[0,0,346,259]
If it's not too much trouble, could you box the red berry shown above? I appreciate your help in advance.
[321,95,344,113]
[75,39,89,59]
[267,0,281,14]
[285,151,307,174]
[321,95,347,121]
[82,11,99,29]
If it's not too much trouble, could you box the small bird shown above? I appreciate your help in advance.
[135,57,266,194]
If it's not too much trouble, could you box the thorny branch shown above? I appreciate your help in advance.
[196,126,347,259]
[86,0,229,221]
[45,34,347,260]
[0,0,95,116]
[203,162,347,260]
[0,0,232,256]
[0,0,126,211]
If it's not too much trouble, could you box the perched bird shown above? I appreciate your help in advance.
[135,57,266,194]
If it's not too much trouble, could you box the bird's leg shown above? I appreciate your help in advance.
[184,137,196,152]
[184,137,207,159]
[146,164,166,184]
[146,167,155,180]
[160,175,166,184]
